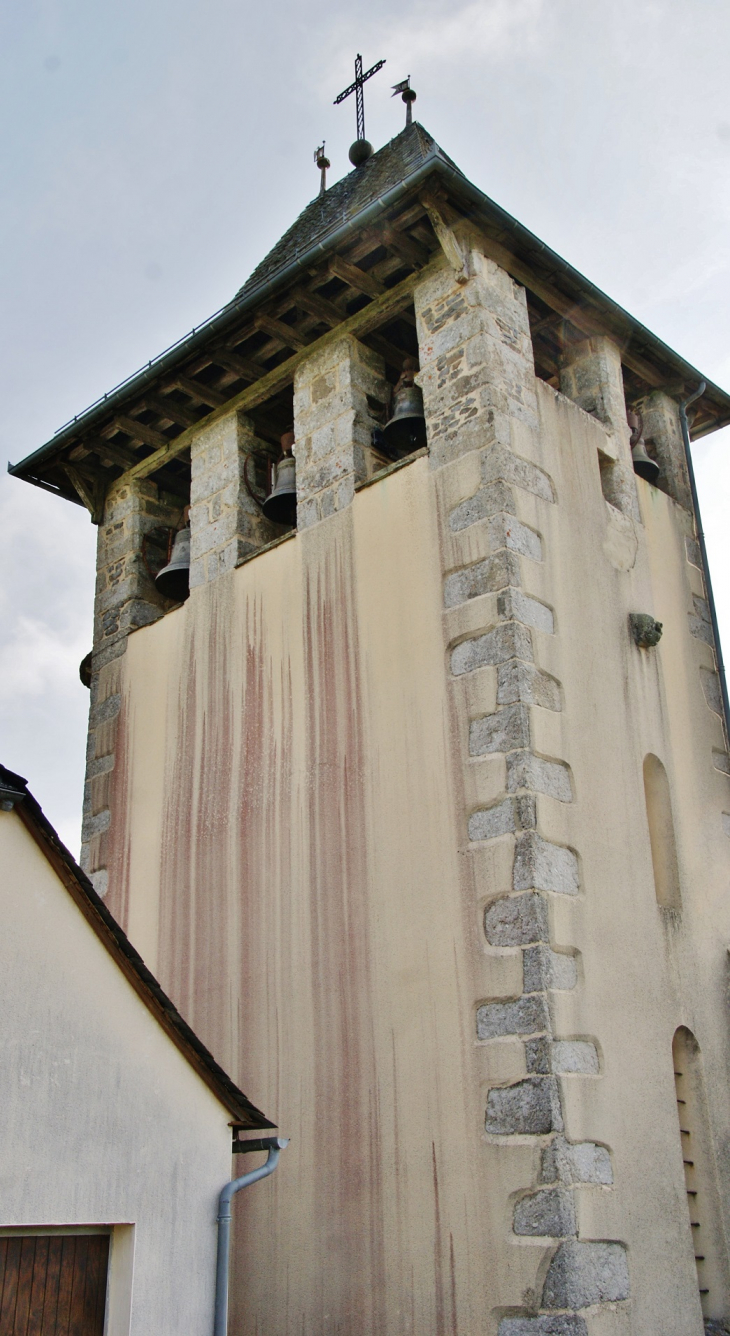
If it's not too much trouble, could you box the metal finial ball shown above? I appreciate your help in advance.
[349,139,373,167]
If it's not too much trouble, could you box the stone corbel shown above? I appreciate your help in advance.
[420,191,469,285]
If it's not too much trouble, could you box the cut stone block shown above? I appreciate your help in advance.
[513,1188,577,1238]
[497,661,562,711]
[507,751,573,803]
[470,704,531,756]
[476,994,549,1041]
[451,623,533,676]
[513,833,580,895]
[523,945,578,993]
[484,892,549,947]
[542,1240,629,1309]
[540,1137,613,1186]
[485,1076,563,1135]
[498,1318,587,1336]
[701,668,722,716]
[498,589,554,634]
[551,1041,599,1075]
[444,551,521,608]
[488,513,542,562]
[469,800,515,842]
[481,444,555,503]
[449,480,516,532]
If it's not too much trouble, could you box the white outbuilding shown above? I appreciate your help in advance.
[0,763,279,1335]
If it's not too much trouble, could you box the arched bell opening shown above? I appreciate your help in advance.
[245,385,297,532]
[361,300,426,464]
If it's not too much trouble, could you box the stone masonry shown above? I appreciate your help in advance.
[293,333,390,529]
[81,476,181,885]
[414,245,629,1332]
[559,335,639,522]
[189,411,285,588]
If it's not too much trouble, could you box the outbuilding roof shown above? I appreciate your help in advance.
[1,764,274,1131]
[8,121,730,516]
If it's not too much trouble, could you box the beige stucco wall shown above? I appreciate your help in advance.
[0,810,238,1336]
[97,384,730,1332]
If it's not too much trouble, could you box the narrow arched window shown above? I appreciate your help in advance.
[643,753,681,910]
[673,1027,730,1320]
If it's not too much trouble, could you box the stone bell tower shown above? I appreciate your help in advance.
[11,120,730,1335]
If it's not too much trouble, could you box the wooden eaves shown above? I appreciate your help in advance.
[9,123,730,522]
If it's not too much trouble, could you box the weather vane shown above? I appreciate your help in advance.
[334,53,386,166]
[392,76,417,127]
[314,142,330,197]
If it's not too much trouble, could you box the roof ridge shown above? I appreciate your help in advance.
[235,121,452,302]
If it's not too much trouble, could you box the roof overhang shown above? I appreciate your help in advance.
[9,126,730,515]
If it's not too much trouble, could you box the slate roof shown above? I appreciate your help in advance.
[1,764,274,1130]
[237,123,462,301]
[9,118,730,490]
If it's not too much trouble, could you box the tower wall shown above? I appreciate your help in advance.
[91,245,730,1333]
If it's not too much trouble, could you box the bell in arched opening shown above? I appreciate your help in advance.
[628,408,659,483]
[382,358,427,457]
[155,526,191,603]
[262,431,297,528]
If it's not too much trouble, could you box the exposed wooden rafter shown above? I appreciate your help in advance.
[118,259,440,483]
[329,255,385,298]
[170,375,227,408]
[254,314,310,351]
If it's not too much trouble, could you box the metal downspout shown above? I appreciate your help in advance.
[679,383,730,747]
[213,1136,288,1336]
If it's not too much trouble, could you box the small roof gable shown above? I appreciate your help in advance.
[1,764,274,1130]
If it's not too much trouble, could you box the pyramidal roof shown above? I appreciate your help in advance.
[9,120,730,504]
[237,123,462,301]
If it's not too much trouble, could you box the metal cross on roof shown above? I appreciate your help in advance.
[334,54,386,144]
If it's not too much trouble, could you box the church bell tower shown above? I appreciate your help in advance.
[11,113,730,1336]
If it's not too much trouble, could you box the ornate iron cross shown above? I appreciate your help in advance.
[334,53,386,142]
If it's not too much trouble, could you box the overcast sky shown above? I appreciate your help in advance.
[2,0,730,852]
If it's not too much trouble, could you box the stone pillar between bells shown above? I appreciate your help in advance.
[637,388,692,510]
[293,334,389,529]
[82,475,182,884]
[189,411,285,588]
[559,334,640,521]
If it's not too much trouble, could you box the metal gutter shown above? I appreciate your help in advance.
[10,139,730,481]
[8,149,449,477]
[679,384,730,747]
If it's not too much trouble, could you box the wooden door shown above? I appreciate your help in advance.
[0,1234,109,1335]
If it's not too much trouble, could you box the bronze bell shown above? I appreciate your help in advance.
[382,358,427,456]
[155,526,191,602]
[262,431,297,528]
[628,409,659,484]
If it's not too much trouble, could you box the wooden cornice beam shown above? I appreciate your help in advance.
[366,224,430,271]
[210,349,266,382]
[329,255,385,298]
[468,229,666,389]
[293,286,345,329]
[169,375,227,408]
[419,191,468,285]
[143,394,200,428]
[111,415,170,450]
[62,464,105,524]
[117,259,440,483]
[366,331,411,372]
[87,438,138,469]
[254,313,309,351]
